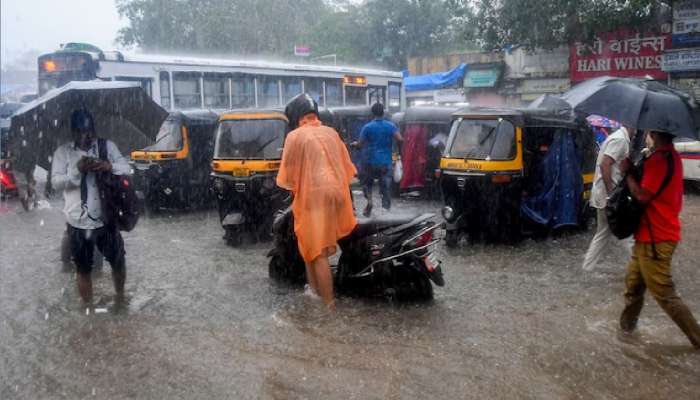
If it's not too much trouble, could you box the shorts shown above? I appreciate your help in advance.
[67,224,125,274]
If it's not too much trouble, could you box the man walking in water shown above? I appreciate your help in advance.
[277,94,357,310]
[582,125,634,271]
[52,109,131,305]
[355,102,402,217]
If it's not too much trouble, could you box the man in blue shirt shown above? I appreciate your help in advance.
[356,103,402,217]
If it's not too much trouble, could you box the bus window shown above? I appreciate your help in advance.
[173,72,202,109]
[204,74,230,109]
[389,82,402,112]
[257,76,280,107]
[368,86,385,105]
[282,77,302,103]
[232,75,255,109]
[38,52,97,95]
[159,72,171,109]
[325,80,342,107]
[115,76,153,97]
[305,79,324,106]
[346,86,367,106]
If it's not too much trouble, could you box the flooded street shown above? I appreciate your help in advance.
[1,191,699,400]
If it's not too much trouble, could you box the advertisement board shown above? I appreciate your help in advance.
[570,30,670,82]
[673,1,700,47]
[663,49,700,72]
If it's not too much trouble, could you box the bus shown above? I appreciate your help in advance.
[37,43,405,112]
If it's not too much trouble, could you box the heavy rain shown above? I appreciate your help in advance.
[2,1,700,399]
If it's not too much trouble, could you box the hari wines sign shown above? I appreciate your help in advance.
[570,30,671,82]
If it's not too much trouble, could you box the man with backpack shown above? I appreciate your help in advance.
[51,109,131,305]
[619,131,700,349]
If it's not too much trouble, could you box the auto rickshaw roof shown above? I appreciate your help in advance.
[218,108,287,122]
[403,106,461,124]
[169,110,220,126]
[452,106,580,129]
[327,106,373,118]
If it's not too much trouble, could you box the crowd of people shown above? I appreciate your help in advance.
[49,93,699,350]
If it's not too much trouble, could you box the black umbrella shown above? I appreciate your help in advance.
[9,81,167,170]
[560,76,700,140]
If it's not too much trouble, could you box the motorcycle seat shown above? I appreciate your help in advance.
[351,213,432,237]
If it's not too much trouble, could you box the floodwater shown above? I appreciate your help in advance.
[1,189,699,399]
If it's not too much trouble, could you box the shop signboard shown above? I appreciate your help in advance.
[464,68,500,88]
[673,1,700,47]
[570,30,670,82]
[433,88,465,103]
[518,78,570,94]
[663,49,700,72]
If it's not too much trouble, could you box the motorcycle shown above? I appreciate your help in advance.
[268,208,445,300]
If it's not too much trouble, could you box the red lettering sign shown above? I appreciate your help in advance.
[570,30,670,82]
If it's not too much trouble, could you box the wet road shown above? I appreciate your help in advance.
[1,190,699,399]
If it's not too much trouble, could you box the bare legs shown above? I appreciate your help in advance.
[305,255,335,311]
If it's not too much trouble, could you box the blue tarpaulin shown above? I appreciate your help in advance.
[520,129,583,229]
[405,63,467,92]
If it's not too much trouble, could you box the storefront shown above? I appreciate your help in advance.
[663,48,700,98]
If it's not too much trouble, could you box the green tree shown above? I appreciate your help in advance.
[473,0,672,50]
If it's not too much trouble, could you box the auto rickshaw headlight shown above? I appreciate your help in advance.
[442,206,455,222]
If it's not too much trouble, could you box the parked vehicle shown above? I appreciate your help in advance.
[210,110,289,245]
[439,106,597,246]
[675,138,700,190]
[130,110,219,211]
[396,106,459,199]
[268,207,444,300]
[328,106,374,173]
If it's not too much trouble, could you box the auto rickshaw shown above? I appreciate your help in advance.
[439,106,596,246]
[397,106,459,199]
[130,110,219,211]
[210,110,289,246]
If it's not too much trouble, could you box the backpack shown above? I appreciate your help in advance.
[96,139,140,231]
[606,151,674,240]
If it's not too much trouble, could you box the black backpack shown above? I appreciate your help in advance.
[606,151,674,240]
[96,139,140,231]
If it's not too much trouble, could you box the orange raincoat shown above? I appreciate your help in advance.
[276,120,357,263]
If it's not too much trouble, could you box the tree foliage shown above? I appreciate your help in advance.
[116,0,468,69]
[115,0,673,69]
[473,0,672,50]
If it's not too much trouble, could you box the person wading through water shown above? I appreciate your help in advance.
[51,109,131,305]
[276,94,358,310]
[619,130,700,349]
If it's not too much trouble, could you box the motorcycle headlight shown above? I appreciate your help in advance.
[213,177,225,193]
[441,206,455,222]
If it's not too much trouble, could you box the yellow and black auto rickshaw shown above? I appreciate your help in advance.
[130,110,219,211]
[396,106,459,199]
[210,110,289,246]
[439,107,596,246]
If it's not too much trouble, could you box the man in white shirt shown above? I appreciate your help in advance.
[582,125,635,271]
[51,109,131,303]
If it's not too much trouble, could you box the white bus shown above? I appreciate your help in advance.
[37,43,405,112]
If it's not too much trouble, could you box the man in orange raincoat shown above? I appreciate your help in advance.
[276,94,357,310]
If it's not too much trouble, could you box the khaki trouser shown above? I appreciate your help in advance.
[620,241,700,348]
[582,208,633,271]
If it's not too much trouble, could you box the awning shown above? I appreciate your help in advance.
[405,64,467,92]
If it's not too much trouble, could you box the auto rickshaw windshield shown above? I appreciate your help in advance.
[446,118,516,160]
[145,119,183,151]
[215,119,286,159]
